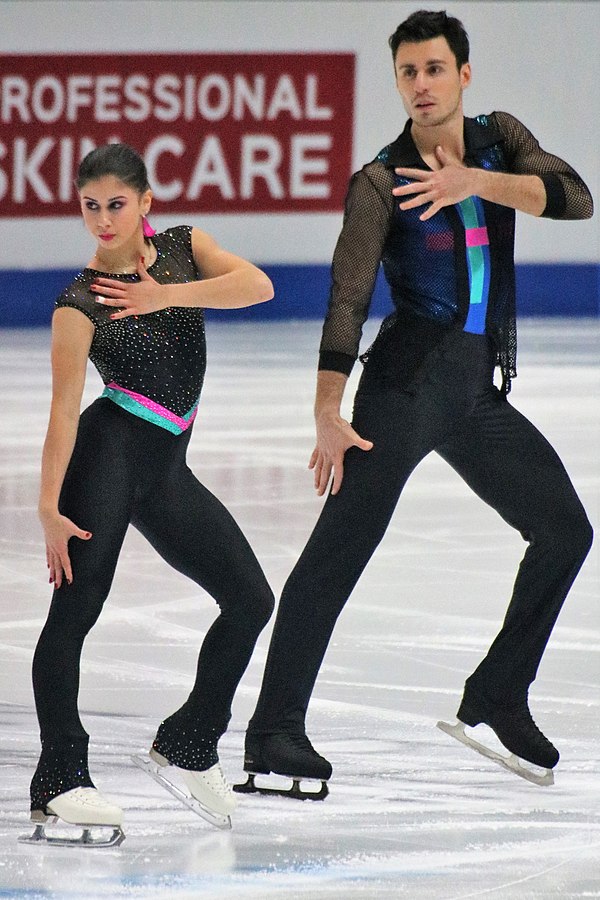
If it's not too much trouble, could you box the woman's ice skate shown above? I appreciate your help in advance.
[19,787,125,847]
[132,748,235,830]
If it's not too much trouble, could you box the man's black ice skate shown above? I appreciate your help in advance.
[234,732,332,800]
[437,691,558,786]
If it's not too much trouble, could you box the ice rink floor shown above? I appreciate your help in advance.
[1,319,599,899]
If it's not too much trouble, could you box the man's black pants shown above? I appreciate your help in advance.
[249,330,592,735]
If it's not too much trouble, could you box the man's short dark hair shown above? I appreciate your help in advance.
[389,10,470,69]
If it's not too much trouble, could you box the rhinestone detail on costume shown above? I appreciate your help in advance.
[54,226,206,432]
[152,721,220,772]
[30,738,95,813]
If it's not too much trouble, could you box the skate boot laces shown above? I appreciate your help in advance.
[182,763,236,816]
[511,704,556,749]
[46,787,123,826]
[63,787,113,808]
[263,732,333,780]
[287,733,318,753]
[493,699,559,769]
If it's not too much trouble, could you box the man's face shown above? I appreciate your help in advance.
[394,36,471,128]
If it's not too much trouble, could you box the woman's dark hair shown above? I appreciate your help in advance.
[75,143,150,193]
[389,9,470,69]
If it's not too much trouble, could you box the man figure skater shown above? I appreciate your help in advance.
[236,9,593,796]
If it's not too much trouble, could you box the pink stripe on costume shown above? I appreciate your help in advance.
[465,226,489,248]
[106,382,197,430]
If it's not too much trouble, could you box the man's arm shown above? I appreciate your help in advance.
[393,147,546,220]
[493,110,593,221]
[393,112,594,222]
[318,165,395,375]
[467,168,546,215]
[308,163,394,495]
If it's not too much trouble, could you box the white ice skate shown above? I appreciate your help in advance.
[19,787,125,847]
[437,719,555,787]
[132,748,235,830]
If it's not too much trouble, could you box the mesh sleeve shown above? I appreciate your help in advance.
[493,110,593,220]
[318,163,395,373]
[54,277,107,328]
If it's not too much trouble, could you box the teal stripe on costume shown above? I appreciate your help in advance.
[459,197,484,304]
[468,244,485,304]
[458,196,490,334]
[102,387,197,435]
[459,196,479,230]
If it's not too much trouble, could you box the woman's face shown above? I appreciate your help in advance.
[78,175,151,254]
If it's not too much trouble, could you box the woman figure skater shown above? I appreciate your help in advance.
[27,142,275,842]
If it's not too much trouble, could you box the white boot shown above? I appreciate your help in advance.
[181,763,237,817]
[150,748,236,817]
[43,787,123,826]
[132,750,234,829]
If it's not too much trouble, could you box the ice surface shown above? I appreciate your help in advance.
[1,320,598,898]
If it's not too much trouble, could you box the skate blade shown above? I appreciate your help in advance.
[437,720,554,787]
[18,822,125,847]
[233,772,329,801]
[131,754,232,830]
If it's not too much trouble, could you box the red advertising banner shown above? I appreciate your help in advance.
[0,53,355,217]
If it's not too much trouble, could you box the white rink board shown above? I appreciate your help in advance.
[0,0,598,268]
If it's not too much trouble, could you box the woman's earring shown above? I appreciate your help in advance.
[142,216,156,237]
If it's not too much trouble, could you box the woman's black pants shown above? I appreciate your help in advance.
[31,399,274,809]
